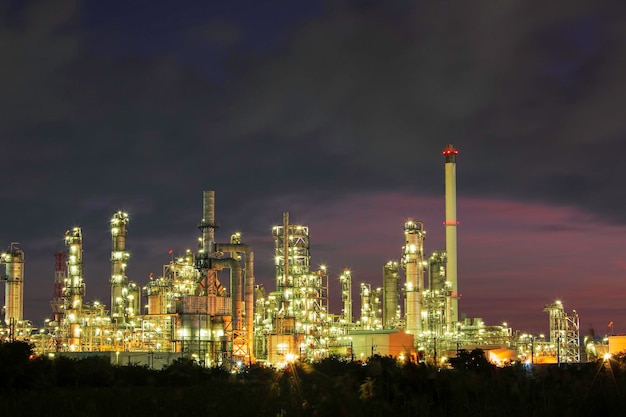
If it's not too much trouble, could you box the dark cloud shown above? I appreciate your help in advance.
[224,0,626,215]
[1,0,626,332]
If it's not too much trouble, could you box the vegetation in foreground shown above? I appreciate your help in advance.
[0,341,625,417]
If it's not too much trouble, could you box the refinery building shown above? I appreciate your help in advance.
[0,145,593,367]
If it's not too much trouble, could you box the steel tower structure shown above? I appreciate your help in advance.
[51,251,67,324]
[272,212,328,360]
[544,300,580,363]
[197,190,221,296]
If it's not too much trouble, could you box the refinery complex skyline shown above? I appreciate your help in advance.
[0,141,624,338]
[0,144,572,334]
[2,1,626,347]
[0,142,623,340]
[0,144,610,369]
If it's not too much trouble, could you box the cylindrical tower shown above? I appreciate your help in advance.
[146,280,169,314]
[443,144,459,327]
[339,268,353,324]
[403,219,425,337]
[64,227,85,351]
[2,243,25,325]
[110,211,130,322]
[382,260,400,328]
[127,281,141,317]
[428,251,447,292]
[360,283,372,329]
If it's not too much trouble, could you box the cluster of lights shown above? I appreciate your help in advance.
[442,147,459,155]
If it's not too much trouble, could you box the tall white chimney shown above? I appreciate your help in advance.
[443,144,459,327]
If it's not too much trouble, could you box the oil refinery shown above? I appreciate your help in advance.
[0,145,604,367]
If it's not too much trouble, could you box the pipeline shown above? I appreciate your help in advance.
[214,243,255,362]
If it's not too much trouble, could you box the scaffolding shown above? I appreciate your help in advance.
[269,212,329,362]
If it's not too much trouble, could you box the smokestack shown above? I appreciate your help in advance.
[202,191,216,255]
[443,144,459,327]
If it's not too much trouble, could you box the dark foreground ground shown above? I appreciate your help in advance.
[1,342,625,417]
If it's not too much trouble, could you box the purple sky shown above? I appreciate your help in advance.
[1,0,625,336]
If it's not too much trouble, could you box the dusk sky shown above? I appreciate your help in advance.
[1,0,625,336]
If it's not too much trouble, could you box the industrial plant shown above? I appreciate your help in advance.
[0,145,609,368]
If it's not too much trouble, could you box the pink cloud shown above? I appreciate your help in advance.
[277,192,626,335]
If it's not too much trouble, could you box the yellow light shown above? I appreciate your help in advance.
[604,353,612,361]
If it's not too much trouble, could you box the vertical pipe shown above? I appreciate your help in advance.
[443,144,459,327]
[283,212,289,314]
[216,243,255,363]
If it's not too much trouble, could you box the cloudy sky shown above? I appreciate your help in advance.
[1,0,625,335]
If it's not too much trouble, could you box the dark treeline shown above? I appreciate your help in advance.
[0,341,625,417]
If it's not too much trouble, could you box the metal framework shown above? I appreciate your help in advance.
[544,301,580,363]
[270,212,328,362]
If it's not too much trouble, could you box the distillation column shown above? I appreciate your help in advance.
[339,269,353,324]
[110,211,130,323]
[1,243,25,326]
[360,283,372,329]
[382,260,400,329]
[443,144,459,327]
[403,219,425,337]
[64,227,85,351]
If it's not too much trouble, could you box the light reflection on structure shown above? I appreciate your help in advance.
[0,144,591,367]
